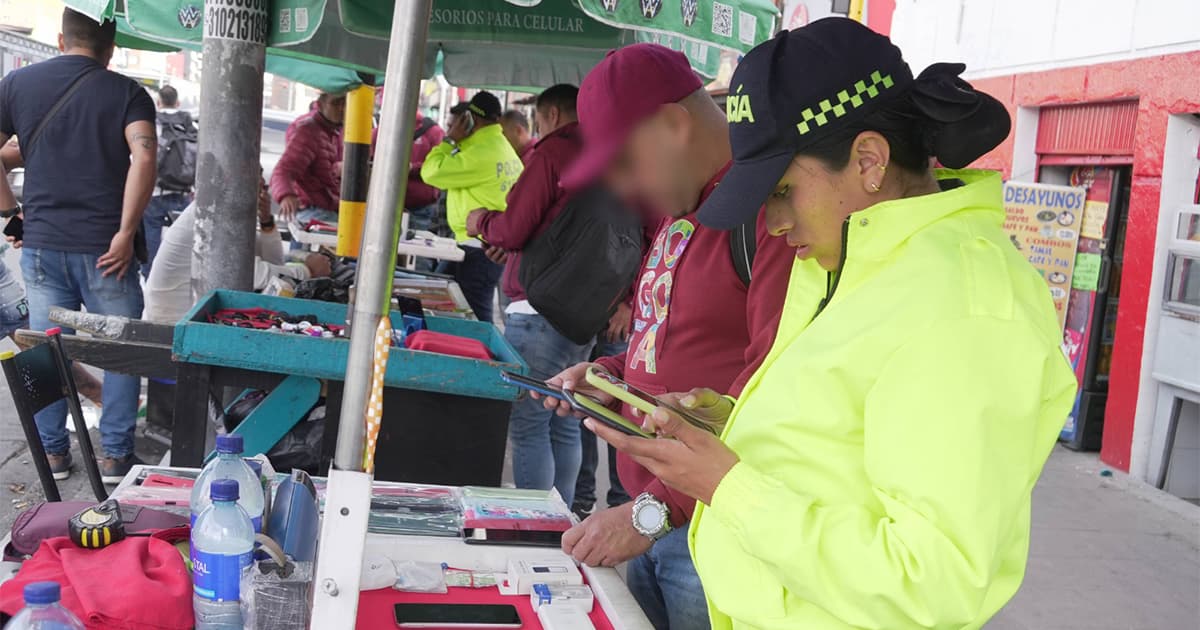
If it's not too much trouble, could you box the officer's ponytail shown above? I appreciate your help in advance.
[797,62,1010,174]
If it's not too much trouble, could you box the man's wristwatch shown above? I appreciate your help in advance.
[0,204,20,219]
[259,216,276,230]
[632,493,672,541]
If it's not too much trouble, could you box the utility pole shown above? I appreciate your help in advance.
[191,0,268,298]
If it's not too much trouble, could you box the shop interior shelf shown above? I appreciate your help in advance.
[173,290,526,401]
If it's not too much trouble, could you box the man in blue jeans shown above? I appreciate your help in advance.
[141,85,194,278]
[0,9,156,483]
[422,91,523,324]
[464,85,591,504]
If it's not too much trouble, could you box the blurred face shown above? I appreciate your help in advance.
[763,132,890,270]
[501,119,528,150]
[320,94,347,125]
[534,105,561,137]
[602,106,694,217]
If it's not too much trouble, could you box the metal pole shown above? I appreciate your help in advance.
[191,0,267,298]
[333,0,432,471]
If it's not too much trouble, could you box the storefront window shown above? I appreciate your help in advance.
[1165,252,1200,313]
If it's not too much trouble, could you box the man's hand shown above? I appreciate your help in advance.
[483,245,508,265]
[562,502,652,567]
[447,114,472,142]
[532,362,611,418]
[96,230,136,279]
[304,253,332,278]
[587,404,740,506]
[465,208,489,237]
[279,195,300,222]
[606,302,632,343]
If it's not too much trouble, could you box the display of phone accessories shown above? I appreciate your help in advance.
[497,556,582,595]
[537,603,596,630]
[531,583,594,613]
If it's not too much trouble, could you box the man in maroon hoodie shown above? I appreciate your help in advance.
[272,91,345,224]
[540,44,793,629]
[462,84,599,506]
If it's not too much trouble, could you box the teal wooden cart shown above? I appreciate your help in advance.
[171,290,526,485]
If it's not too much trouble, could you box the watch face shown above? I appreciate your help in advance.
[635,503,663,532]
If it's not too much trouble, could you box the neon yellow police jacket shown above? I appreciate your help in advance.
[689,169,1077,630]
[420,124,523,242]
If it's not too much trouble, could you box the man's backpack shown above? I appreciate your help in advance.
[156,111,198,191]
[519,186,645,345]
[729,217,758,287]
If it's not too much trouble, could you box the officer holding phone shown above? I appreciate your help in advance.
[420,91,523,323]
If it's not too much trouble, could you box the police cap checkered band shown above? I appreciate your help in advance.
[698,18,914,230]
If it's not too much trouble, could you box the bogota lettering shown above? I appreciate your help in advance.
[204,0,269,44]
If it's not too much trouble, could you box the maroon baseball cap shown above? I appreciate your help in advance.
[562,43,703,190]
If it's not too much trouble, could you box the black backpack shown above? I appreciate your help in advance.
[156,111,198,191]
[519,186,644,344]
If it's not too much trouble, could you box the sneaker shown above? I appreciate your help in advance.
[100,454,144,485]
[571,502,595,522]
[46,452,73,481]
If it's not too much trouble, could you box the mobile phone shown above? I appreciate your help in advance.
[3,215,22,242]
[584,367,719,435]
[464,527,563,547]
[498,371,651,438]
[569,390,652,438]
[463,110,476,133]
[500,371,567,401]
[394,603,521,628]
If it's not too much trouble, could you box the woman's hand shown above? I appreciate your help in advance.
[588,404,739,506]
[636,387,732,434]
[531,362,612,417]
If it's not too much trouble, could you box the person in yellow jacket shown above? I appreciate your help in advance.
[585,19,1078,630]
[420,91,523,322]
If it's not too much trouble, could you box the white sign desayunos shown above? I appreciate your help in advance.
[203,0,270,44]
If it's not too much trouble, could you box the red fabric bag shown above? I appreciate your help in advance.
[405,330,492,360]
[0,536,193,630]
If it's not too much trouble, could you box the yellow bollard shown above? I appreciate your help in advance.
[337,84,375,257]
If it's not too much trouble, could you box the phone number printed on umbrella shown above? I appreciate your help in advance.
[204,0,270,44]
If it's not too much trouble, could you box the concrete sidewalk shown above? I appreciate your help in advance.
[988,447,1199,629]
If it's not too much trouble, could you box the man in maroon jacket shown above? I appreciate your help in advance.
[462,84,599,507]
[540,44,794,629]
[272,91,345,225]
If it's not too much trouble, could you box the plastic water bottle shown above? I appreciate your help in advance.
[190,434,265,532]
[191,479,255,630]
[7,581,85,630]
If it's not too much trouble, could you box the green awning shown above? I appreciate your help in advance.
[70,0,770,90]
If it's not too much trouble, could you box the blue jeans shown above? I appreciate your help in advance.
[437,246,502,324]
[627,526,711,630]
[505,312,595,506]
[141,192,191,278]
[21,248,144,458]
[0,258,28,338]
[575,336,631,510]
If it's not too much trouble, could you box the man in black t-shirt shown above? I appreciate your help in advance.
[0,9,157,484]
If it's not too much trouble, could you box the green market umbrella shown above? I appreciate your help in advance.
[75,1,764,90]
